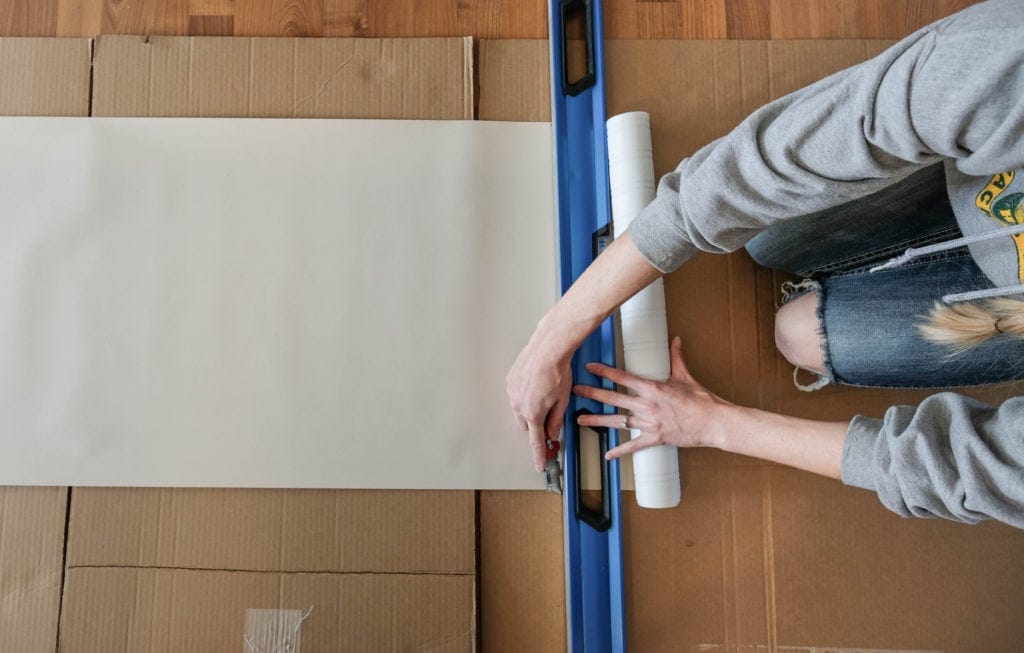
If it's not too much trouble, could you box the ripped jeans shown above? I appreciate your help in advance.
[744,164,1024,389]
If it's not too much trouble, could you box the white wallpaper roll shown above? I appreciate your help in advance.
[607,112,682,509]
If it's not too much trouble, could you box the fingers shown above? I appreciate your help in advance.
[545,396,567,443]
[583,362,650,392]
[527,422,547,472]
[604,431,656,460]
[511,409,527,431]
[572,383,642,411]
[668,336,693,382]
[576,411,651,431]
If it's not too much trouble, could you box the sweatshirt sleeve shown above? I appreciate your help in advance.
[841,393,1024,528]
[630,1,1024,273]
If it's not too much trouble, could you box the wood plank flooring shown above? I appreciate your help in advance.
[0,0,980,39]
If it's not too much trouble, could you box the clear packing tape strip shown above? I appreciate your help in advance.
[607,112,682,509]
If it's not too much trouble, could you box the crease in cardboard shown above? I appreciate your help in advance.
[67,564,475,577]
[761,469,777,651]
[53,486,73,653]
[290,50,357,116]
[722,485,735,648]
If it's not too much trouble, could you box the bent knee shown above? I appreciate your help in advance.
[775,292,826,374]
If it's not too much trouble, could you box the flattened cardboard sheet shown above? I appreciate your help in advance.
[0,35,92,653]
[0,487,68,652]
[478,38,1024,652]
[92,35,474,120]
[58,35,483,653]
[0,117,556,490]
[67,487,475,573]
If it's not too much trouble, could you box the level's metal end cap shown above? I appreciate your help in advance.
[544,457,563,495]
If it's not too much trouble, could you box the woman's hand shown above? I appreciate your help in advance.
[506,232,663,472]
[506,328,574,472]
[573,337,733,459]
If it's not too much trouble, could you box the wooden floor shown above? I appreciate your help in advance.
[5,0,979,40]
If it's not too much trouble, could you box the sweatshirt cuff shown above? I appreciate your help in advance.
[841,415,883,491]
[628,197,697,274]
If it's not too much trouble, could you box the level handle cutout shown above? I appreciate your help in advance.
[560,0,596,96]
[573,409,612,532]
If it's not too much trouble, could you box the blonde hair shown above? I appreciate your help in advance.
[919,298,1024,355]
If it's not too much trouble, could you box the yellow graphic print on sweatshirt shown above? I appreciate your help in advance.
[976,171,1024,282]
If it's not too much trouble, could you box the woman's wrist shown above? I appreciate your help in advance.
[531,309,598,365]
[701,403,756,451]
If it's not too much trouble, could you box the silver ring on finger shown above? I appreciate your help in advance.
[621,413,630,430]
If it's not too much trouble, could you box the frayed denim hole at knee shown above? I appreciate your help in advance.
[779,278,819,307]
[813,284,836,383]
[791,284,835,392]
[776,279,834,391]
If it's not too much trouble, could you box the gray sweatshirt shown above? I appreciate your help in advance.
[629,0,1024,527]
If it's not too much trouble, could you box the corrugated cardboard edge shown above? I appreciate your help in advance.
[0,36,92,653]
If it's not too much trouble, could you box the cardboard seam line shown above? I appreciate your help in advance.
[473,490,482,653]
[54,39,97,653]
[53,488,73,653]
[762,468,778,651]
[65,565,475,576]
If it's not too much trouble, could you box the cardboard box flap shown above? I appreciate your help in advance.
[478,39,550,122]
[0,488,68,652]
[68,31,478,578]
[0,35,90,652]
[768,468,1024,651]
[0,37,91,116]
[92,35,474,119]
[476,44,566,653]
[68,488,475,574]
[58,33,480,649]
[59,567,475,651]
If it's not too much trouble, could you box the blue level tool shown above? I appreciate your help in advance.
[549,0,627,650]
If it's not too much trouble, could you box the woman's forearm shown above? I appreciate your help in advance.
[508,230,662,471]
[532,230,661,361]
[711,407,849,480]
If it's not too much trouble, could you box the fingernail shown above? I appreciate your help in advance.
[535,464,544,472]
